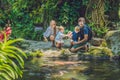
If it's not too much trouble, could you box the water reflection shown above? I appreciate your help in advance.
[18,59,120,80]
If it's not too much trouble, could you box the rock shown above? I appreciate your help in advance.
[43,49,61,58]
[23,40,52,51]
[86,46,113,57]
[105,30,120,54]
[90,38,105,46]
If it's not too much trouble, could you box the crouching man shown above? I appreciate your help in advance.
[70,17,92,52]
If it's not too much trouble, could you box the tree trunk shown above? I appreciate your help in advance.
[85,0,109,27]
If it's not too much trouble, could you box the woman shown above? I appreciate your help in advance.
[43,20,58,47]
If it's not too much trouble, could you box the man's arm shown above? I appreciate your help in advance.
[77,34,88,44]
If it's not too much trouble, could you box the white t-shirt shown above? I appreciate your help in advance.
[55,31,65,43]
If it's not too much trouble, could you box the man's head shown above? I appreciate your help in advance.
[78,17,85,28]
[50,20,56,28]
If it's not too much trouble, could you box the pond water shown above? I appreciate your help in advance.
[18,57,120,80]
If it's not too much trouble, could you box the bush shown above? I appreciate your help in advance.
[88,22,109,38]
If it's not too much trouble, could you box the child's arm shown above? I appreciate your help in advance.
[78,37,81,41]
[67,31,72,38]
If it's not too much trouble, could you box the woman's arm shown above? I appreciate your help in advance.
[43,27,52,38]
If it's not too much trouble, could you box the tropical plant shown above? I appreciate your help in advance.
[88,22,109,37]
[0,35,27,80]
[58,1,81,28]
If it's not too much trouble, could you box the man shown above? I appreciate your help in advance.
[70,17,90,52]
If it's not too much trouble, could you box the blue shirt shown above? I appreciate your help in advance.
[72,31,78,42]
[78,25,89,40]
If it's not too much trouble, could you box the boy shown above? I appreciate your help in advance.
[55,26,68,49]
[70,26,80,47]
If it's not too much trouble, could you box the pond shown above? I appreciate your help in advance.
[18,56,120,80]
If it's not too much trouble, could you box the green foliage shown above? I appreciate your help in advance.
[58,1,81,28]
[31,31,44,41]
[27,50,44,58]
[0,0,118,39]
[0,36,27,80]
[0,0,59,40]
[60,49,72,59]
[88,22,109,37]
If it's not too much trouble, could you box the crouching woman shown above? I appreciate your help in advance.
[43,20,57,47]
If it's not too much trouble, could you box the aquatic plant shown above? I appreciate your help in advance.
[27,50,44,58]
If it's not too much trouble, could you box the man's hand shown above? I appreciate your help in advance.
[73,42,79,45]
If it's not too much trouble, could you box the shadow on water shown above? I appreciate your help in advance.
[18,56,120,80]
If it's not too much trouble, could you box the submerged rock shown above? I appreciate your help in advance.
[105,30,120,54]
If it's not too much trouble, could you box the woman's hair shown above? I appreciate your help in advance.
[58,26,64,31]
[78,17,86,23]
[75,26,80,31]
[50,20,56,25]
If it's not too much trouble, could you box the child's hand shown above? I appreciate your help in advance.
[67,31,72,35]
[67,31,72,38]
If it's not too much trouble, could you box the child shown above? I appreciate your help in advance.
[70,26,80,48]
[43,20,58,46]
[55,26,68,49]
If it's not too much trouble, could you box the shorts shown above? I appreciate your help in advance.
[72,41,87,49]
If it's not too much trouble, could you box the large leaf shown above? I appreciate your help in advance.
[0,36,26,80]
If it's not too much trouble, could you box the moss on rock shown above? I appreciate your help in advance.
[105,30,120,54]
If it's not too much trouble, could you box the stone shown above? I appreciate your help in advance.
[90,38,105,46]
[105,30,120,54]
[86,46,113,57]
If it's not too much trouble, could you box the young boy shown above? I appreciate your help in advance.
[70,26,80,48]
[55,26,68,49]
[72,26,80,42]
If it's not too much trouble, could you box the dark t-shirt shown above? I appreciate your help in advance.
[72,31,78,42]
[78,25,89,41]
